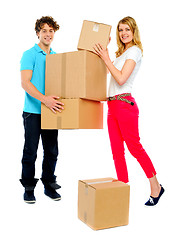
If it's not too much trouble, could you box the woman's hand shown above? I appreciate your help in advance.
[93,43,111,64]
[93,42,136,86]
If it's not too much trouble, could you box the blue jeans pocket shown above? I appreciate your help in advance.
[23,112,32,120]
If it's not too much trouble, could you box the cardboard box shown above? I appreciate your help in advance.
[45,50,107,101]
[41,98,103,129]
[78,178,130,230]
[77,20,112,53]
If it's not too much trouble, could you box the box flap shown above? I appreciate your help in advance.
[80,177,115,184]
[79,178,128,190]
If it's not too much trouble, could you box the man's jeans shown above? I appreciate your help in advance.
[21,112,58,187]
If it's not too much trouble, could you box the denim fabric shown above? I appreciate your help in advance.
[21,112,58,186]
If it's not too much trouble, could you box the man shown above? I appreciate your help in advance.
[20,16,64,204]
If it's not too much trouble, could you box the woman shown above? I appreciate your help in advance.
[94,16,164,206]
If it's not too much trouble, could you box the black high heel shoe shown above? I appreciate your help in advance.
[145,185,165,206]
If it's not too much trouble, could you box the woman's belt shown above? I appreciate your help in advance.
[107,93,134,106]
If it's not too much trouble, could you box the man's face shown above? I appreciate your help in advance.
[37,23,55,46]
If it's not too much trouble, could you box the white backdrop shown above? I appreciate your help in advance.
[1,0,176,239]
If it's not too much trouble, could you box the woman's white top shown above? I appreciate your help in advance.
[108,46,142,97]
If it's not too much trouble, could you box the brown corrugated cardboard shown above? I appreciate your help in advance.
[78,177,130,230]
[77,20,112,53]
[45,50,107,101]
[41,99,103,129]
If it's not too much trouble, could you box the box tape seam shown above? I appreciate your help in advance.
[61,53,66,97]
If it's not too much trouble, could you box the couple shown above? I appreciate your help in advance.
[20,16,164,206]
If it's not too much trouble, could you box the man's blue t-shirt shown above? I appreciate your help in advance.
[20,44,56,114]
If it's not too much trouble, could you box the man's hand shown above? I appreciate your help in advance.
[43,96,64,113]
[21,70,64,113]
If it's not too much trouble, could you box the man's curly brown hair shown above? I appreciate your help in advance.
[35,16,60,34]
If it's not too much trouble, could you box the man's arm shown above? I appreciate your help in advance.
[21,70,64,113]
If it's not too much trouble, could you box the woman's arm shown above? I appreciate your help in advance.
[21,70,64,113]
[94,43,136,86]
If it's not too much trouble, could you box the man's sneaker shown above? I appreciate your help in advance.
[24,190,36,204]
[44,188,61,201]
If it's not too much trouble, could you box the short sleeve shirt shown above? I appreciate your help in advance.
[108,46,142,97]
[20,44,56,114]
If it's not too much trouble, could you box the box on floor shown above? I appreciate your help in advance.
[78,177,130,230]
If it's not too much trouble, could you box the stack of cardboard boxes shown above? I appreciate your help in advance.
[41,20,130,230]
[41,20,112,129]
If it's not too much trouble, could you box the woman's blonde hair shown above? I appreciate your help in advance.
[115,16,143,57]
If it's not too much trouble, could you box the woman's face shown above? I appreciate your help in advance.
[118,23,133,46]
